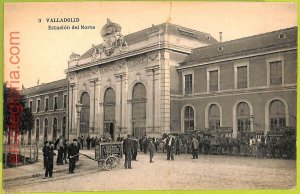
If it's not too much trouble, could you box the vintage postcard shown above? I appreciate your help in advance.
[2,1,298,193]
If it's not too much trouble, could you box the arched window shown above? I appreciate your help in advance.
[237,102,250,132]
[62,116,66,138]
[184,106,194,130]
[132,83,146,138]
[80,92,90,136]
[36,119,40,142]
[44,118,48,142]
[53,117,58,141]
[270,100,286,130]
[208,104,220,130]
[104,88,116,139]
[104,88,116,121]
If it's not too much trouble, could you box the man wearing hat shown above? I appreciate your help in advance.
[68,139,79,173]
[123,134,133,169]
[42,141,48,169]
[131,138,138,161]
[44,141,55,178]
[166,134,175,160]
[148,138,155,163]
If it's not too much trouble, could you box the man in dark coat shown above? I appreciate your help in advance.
[80,136,84,149]
[44,141,55,178]
[139,137,143,152]
[42,141,48,169]
[143,135,149,154]
[132,138,138,161]
[175,137,182,155]
[68,139,79,173]
[86,136,91,150]
[123,134,133,169]
[166,134,175,160]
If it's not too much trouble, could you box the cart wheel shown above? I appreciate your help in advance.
[105,156,118,171]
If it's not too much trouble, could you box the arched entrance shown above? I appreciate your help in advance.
[132,83,146,138]
[103,88,116,140]
[53,117,58,141]
[80,92,90,138]
[44,118,48,142]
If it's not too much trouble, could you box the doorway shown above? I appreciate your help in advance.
[104,122,114,140]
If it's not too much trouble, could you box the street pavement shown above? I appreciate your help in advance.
[3,150,296,192]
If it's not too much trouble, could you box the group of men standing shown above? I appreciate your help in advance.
[123,134,157,169]
[42,137,80,178]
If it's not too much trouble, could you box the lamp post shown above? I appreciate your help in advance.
[76,103,83,139]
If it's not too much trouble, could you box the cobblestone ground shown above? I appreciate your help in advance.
[4,152,296,192]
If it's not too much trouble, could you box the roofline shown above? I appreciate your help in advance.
[190,26,297,53]
[22,78,68,94]
[177,46,297,70]
[66,42,193,73]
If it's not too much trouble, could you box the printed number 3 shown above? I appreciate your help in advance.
[38,19,41,23]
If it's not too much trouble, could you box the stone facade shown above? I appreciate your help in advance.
[23,20,297,143]
[22,79,68,144]
[173,27,297,138]
[67,20,217,140]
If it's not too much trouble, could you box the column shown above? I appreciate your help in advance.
[89,78,98,135]
[121,74,128,134]
[146,65,160,135]
[160,51,171,134]
[94,79,101,136]
[70,83,78,140]
[115,72,128,136]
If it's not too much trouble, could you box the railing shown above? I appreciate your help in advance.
[2,143,39,169]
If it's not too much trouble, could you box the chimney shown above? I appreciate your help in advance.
[219,32,223,43]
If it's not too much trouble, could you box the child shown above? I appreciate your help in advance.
[148,139,155,163]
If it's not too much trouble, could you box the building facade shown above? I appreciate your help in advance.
[22,79,68,144]
[23,20,297,143]
[173,27,297,138]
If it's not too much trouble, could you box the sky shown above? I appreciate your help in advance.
[4,1,297,88]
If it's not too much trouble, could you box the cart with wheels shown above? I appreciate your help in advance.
[95,142,123,171]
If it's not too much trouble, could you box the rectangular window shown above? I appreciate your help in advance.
[209,70,218,92]
[37,100,40,112]
[184,74,193,94]
[270,61,282,85]
[237,66,248,89]
[63,94,67,108]
[54,96,58,110]
[45,98,49,112]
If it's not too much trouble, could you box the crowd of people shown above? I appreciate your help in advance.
[153,133,296,160]
[42,136,81,178]
[42,130,295,178]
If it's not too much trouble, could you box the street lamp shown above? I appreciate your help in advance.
[76,103,83,139]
